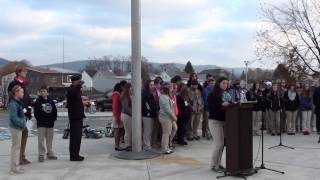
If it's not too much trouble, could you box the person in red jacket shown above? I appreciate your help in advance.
[112,82,126,151]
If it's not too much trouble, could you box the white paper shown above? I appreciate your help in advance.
[26,120,33,131]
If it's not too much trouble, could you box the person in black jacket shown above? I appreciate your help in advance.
[67,75,85,161]
[267,83,282,136]
[283,84,300,135]
[313,83,320,134]
[176,84,191,145]
[207,77,231,173]
[246,82,264,135]
[34,85,58,162]
[7,65,32,165]
[142,80,159,150]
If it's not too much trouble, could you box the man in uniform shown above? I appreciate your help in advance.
[67,75,85,161]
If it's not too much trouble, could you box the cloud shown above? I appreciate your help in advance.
[0,0,58,47]
[79,25,131,41]
[148,7,225,50]
[0,0,277,68]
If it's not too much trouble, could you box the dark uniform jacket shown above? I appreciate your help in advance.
[67,84,85,120]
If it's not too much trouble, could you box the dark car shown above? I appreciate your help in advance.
[96,90,113,112]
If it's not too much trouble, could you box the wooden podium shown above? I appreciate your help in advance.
[224,101,256,177]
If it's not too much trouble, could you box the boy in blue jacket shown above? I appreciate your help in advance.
[34,85,58,162]
[8,85,26,174]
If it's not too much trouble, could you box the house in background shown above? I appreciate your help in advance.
[82,70,130,93]
[1,66,80,100]
[160,71,171,82]
[81,69,98,91]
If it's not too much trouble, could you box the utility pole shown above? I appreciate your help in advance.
[243,58,260,89]
[244,60,249,89]
[131,0,142,153]
[62,34,65,86]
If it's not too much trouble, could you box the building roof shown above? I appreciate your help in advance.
[28,66,80,74]
[83,69,98,78]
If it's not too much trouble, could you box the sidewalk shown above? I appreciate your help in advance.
[0,133,320,180]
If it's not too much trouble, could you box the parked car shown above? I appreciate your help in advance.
[96,90,112,112]
[63,96,95,108]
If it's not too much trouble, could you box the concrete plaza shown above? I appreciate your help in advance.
[0,132,320,180]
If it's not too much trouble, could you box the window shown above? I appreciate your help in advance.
[47,76,58,84]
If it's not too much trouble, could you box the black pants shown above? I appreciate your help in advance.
[69,119,83,158]
[177,116,188,143]
[316,114,320,133]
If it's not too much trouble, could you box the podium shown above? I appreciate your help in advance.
[224,102,256,177]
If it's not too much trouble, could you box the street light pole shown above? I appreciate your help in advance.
[131,0,142,153]
[244,60,249,89]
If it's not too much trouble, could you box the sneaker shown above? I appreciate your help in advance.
[115,147,126,151]
[177,141,188,146]
[10,167,24,174]
[163,149,174,155]
[211,167,225,173]
[19,159,31,165]
[194,136,200,140]
[38,156,45,162]
[271,133,275,136]
[169,145,175,150]
[303,131,310,135]
[125,146,132,152]
[47,155,58,160]
[187,137,194,141]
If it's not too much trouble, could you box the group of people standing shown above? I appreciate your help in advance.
[7,65,86,174]
[247,80,320,136]
[7,64,320,175]
[112,73,216,154]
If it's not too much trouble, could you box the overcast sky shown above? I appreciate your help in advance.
[0,0,282,68]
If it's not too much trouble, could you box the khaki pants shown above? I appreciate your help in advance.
[20,128,28,160]
[286,111,298,133]
[296,110,302,132]
[253,111,262,133]
[208,120,225,169]
[302,111,312,132]
[38,128,54,157]
[188,113,201,138]
[10,128,22,171]
[170,121,178,146]
[269,110,281,134]
[159,118,172,152]
[143,117,153,149]
[121,114,132,148]
[202,111,210,137]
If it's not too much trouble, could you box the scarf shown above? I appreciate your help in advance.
[288,90,296,101]
[15,76,28,85]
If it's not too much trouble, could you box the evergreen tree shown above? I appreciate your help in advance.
[184,61,195,74]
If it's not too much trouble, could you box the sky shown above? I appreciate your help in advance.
[0,0,283,68]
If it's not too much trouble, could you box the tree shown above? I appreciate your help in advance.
[273,64,296,83]
[184,61,195,74]
[0,60,30,78]
[141,56,150,82]
[257,0,320,76]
